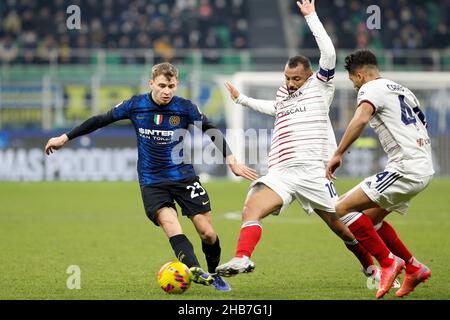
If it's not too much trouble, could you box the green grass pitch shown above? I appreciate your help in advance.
[0,179,449,300]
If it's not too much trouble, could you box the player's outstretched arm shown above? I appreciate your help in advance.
[225,81,276,116]
[325,102,373,180]
[297,0,336,81]
[45,110,117,156]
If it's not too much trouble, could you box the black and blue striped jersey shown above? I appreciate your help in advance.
[67,93,231,186]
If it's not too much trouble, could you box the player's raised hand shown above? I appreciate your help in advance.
[45,134,69,155]
[297,0,315,16]
[325,153,342,180]
[226,154,258,181]
[224,81,240,101]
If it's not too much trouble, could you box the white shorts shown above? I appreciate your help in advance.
[250,162,337,215]
[360,170,433,214]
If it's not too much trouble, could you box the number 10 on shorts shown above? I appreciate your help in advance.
[325,182,337,198]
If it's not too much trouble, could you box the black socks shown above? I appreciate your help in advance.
[169,234,200,268]
[169,234,221,273]
[202,236,221,274]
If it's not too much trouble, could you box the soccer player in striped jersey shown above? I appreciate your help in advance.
[326,49,434,298]
[223,79,405,291]
[217,1,407,297]
[216,1,404,295]
[44,62,257,292]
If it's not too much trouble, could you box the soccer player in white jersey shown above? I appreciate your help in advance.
[326,49,434,298]
[216,1,403,297]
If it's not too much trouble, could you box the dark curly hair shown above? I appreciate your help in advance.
[286,55,311,70]
[344,50,378,74]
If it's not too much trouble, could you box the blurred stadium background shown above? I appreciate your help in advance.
[0,0,449,181]
[1,0,450,301]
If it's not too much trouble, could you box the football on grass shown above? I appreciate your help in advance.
[157,260,191,294]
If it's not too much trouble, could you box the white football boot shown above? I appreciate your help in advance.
[215,256,255,277]
[364,266,401,289]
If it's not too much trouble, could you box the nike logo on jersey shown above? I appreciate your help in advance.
[202,200,210,205]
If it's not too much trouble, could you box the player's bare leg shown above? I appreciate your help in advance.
[190,212,216,245]
[364,208,431,297]
[156,207,183,238]
[241,183,284,221]
[363,207,389,225]
[315,209,355,243]
[216,183,283,276]
[157,208,213,286]
[335,188,405,298]
[335,187,377,214]
[190,212,231,291]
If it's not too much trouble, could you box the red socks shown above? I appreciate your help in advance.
[376,221,419,273]
[235,222,262,258]
[236,216,419,274]
[347,214,393,268]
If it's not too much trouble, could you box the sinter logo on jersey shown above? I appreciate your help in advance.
[139,128,174,144]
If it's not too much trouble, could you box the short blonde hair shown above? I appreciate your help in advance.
[151,62,179,80]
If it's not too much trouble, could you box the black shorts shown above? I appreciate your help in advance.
[140,177,212,226]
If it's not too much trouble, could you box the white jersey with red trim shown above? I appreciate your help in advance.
[267,77,336,169]
[357,78,434,176]
[235,11,338,170]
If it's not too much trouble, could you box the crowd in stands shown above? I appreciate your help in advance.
[293,0,449,51]
[0,0,249,63]
[0,0,448,64]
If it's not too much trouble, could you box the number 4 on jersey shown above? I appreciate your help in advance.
[399,95,428,128]
[399,95,417,126]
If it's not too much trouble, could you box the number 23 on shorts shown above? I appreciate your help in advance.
[186,182,206,199]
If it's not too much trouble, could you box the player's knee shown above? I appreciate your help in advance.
[198,229,216,244]
[242,204,260,222]
[156,212,178,229]
[334,201,350,218]
[324,215,353,242]
[158,218,177,230]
